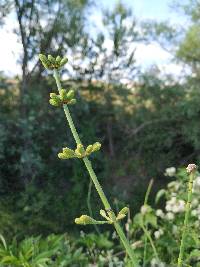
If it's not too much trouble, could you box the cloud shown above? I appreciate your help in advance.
[134,42,172,65]
[0,16,22,76]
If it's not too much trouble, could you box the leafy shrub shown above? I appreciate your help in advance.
[125,167,200,266]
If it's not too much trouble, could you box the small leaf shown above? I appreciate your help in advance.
[144,213,157,227]
[0,235,7,250]
[134,213,143,226]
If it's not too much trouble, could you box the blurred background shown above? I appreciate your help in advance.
[0,0,199,240]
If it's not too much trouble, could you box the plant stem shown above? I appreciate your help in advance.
[143,179,154,267]
[87,179,100,234]
[177,171,195,267]
[53,69,139,266]
[141,225,159,261]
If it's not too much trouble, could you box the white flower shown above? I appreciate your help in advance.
[196,206,200,215]
[178,200,185,212]
[159,229,164,235]
[166,212,174,221]
[165,204,171,212]
[154,229,164,239]
[186,164,197,173]
[193,177,200,192]
[151,258,166,267]
[196,177,200,186]
[192,199,199,207]
[171,192,177,197]
[166,198,185,214]
[154,231,160,239]
[164,167,176,177]
[151,258,157,267]
[156,209,164,218]
[172,204,180,213]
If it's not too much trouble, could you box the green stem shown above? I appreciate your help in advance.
[87,179,100,234]
[142,225,159,261]
[143,179,154,267]
[53,69,139,266]
[177,172,195,267]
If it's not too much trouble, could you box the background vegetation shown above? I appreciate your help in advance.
[0,0,200,265]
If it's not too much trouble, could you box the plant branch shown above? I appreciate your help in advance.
[53,69,139,266]
[178,168,196,267]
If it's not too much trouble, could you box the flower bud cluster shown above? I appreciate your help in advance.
[165,197,185,214]
[49,89,76,107]
[75,207,129,226]
[186,163,197,174]
[39,54,68,70]
[75,215,100,225]
[58,142,101,160]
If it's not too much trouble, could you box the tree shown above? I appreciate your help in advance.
[0,0,90,185]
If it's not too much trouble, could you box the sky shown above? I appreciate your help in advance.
[0,0,189,77]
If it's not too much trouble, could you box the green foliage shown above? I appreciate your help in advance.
[177,24,200,65]
[127,167,200,266]
[0,234,87,266]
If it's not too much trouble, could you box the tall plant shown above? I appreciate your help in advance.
[39,54,139,266]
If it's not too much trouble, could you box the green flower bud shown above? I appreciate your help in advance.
[86,145,93,155]
[75,144,85,158]
[49,99,60,107]
[39,54,51,69]
[116,207,129,221]
[60,57,68,67]
[50,93,57,99]
[68,99,76,105]
[75,215,111,225]
[66,89,75,100]
[75,215,97,225]
[39,54,48,63]
[58,152,67,159]
[62,147,76,158]
[92,142,101,152]
[60,89,67,100]
[48,55,56,64]
[56,56,62,64]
